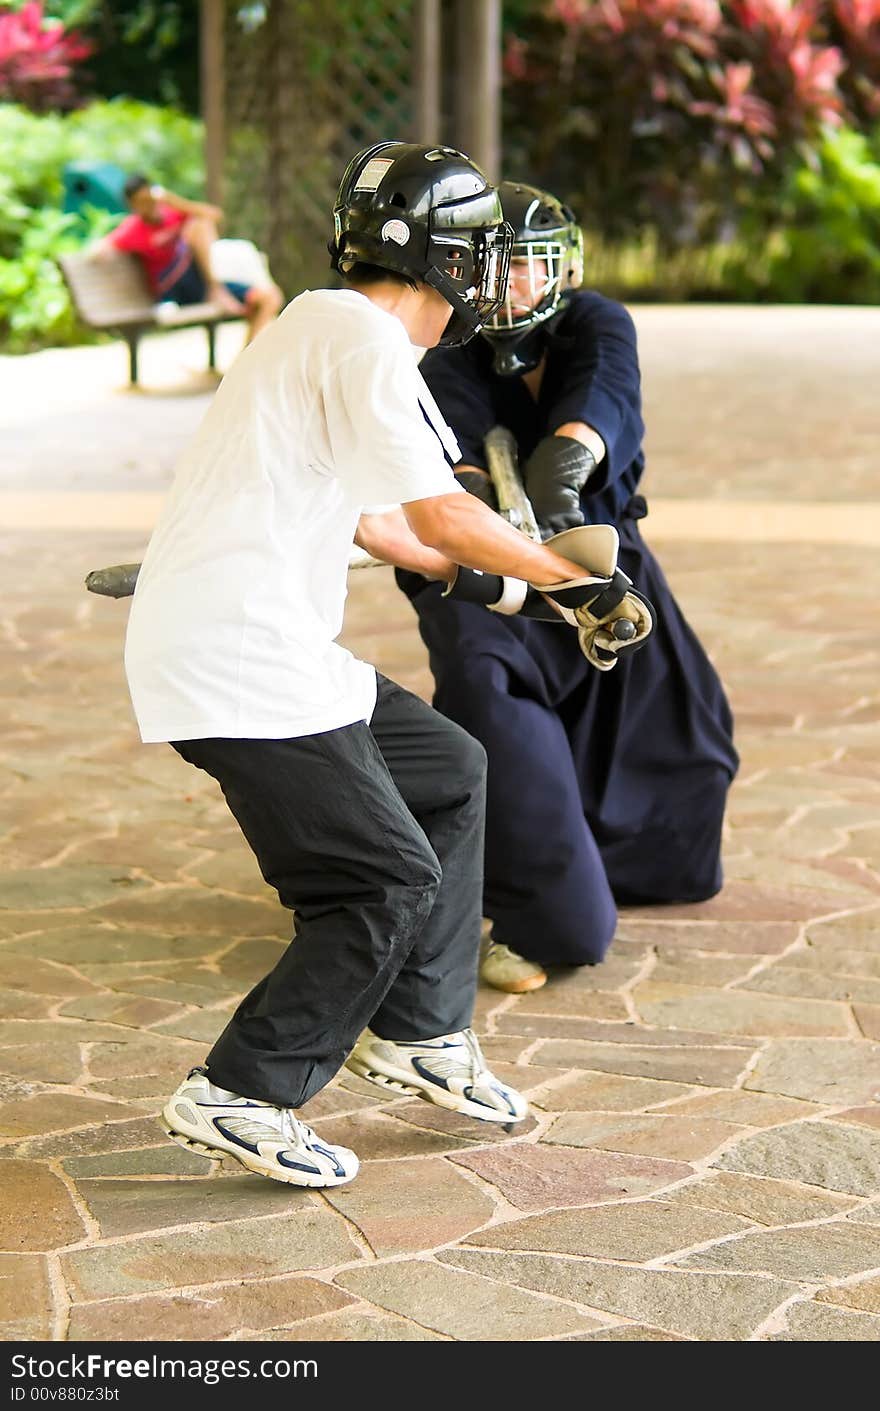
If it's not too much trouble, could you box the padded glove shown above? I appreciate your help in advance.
[524,435,596,538]
[528,525,654,670]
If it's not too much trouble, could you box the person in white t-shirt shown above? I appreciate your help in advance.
[131,142,648,1188]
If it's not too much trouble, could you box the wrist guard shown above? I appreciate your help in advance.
[443,566,528,616]
[524,435,596,538]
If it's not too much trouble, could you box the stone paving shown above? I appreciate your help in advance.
[1,308,880,1343]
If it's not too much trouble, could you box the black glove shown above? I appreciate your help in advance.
[457,468,498,510]
[524,435,596,538]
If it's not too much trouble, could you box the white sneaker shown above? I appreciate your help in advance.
[481,940,548,994]
[161,1068,358,1187]
[345,1028,528,1125]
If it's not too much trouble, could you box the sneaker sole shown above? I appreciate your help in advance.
[481,968,547,994]
[344,1055,527,1125]
[159,1117,357,1188]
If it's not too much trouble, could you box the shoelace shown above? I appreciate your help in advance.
[221,1106,314,1150]
[280,1110,325,1149]
[406,1030,490,1085]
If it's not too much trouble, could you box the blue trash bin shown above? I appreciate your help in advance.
[62,161,128,220]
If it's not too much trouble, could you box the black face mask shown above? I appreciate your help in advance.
[486,325,546,376]
[482,301,571,375]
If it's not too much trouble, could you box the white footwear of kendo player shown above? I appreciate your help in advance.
[118,141,647,1188]
[162,1068,359,1185]
[346,1027,528,1124]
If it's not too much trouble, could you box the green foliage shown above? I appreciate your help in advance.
[709,126,880,301]
[591,126,880,303]
[756,127,880,302]
[0,203,112,349]
[22,1,201,112]
[83,2,200,112]
[0,95,203,213]
[61,98,204,195]
[0,96,202,349]
[583,229,748,303]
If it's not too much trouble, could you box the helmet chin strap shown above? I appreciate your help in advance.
[423,266,485,346]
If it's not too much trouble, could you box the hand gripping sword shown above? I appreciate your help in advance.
[449,425,653,666]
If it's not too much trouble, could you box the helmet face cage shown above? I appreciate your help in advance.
[430,222,513,325]
[488,225,583,336]
[474,224,515,321]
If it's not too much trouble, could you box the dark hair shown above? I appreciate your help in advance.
[124,173,150,202]
[341,260,418,292]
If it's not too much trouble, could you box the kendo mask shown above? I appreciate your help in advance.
[482,181,584,376]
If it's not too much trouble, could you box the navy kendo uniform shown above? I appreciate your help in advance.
[397,186,738,970]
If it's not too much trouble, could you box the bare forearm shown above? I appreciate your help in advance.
[404,494,584,584]
[160,188,223,223]
[355,509,455,580]
[554,420,606,463]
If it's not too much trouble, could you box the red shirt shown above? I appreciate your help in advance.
[109,204,188,293]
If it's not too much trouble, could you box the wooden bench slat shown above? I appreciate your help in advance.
[57,250,243,386]
[154,300,238,326]
[59,251,153,322]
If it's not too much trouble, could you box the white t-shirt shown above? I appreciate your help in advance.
[124,289,463,743]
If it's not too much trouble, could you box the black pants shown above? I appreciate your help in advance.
[399,518,738,967]
[172,674,487,1109]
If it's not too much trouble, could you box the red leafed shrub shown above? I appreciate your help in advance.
[830,0,880,121]
[503,0,857,243]
[0,1,92,112]
[727,0,844,138]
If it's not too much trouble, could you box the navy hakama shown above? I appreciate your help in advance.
[398,291,738,966]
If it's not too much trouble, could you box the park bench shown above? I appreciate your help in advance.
[57,249,244,387]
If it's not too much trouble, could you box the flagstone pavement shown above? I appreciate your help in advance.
[1,306,879,1343]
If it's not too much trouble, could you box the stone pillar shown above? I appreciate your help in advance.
[413,0,442,144]
[200,0,226,206]
[453,0,501,178]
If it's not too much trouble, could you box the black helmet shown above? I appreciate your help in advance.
[482,181,584,375]
[329,141,513,347]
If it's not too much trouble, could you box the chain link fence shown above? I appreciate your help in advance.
[224,0,416,297]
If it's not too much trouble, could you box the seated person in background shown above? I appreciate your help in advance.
[396,181,739,995]
[90,173,283,344]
